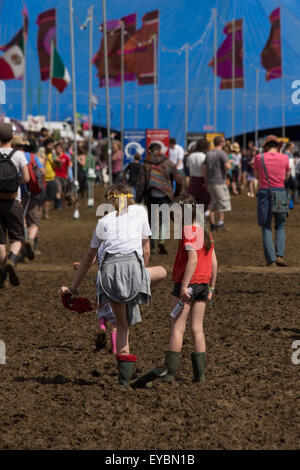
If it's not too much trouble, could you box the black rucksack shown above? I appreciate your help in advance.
[0,150,19,199]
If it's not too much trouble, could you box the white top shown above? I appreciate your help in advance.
[169,144,184,170]
[187,152,206,177]
[231,152,242,167]
[0,147,28,201]
[288,155,296,178]
[90,204,152,257]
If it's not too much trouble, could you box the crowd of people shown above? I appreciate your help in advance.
[0,121,298,386]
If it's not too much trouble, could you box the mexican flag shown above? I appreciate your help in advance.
[51,47,70,93]
[0,7,28,80]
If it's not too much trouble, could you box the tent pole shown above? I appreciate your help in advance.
[153,34,157,128]
[255,69,259,146]
[87,5,94,207]
[120,19,125,163]
[184,43,189,147]
[231,19,235,143]
[102,0,112,185]
[22,15,27,122]
[212,8,217,131]
[48,39,54,125]
[69,0,79,218]
[242,91,246,150]
[134,79,138,128]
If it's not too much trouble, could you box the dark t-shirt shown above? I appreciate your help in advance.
[206,149,229,185]
[126,161,140,187]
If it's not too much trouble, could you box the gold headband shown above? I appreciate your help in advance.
[110,193,134,211]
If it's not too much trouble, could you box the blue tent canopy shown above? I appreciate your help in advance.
[1,0,300,146]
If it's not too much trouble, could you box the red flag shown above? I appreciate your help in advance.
[93,14,136,87]
[36,8,56,81]
[209,19,244,89]
[123,10,159,85]
[261,8,282,80]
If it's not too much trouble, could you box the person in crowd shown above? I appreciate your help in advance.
[295,150,300,203]
[284,142,297,203]
[124,153,141,198]
[246,147,258,198]
[230,142,242,195]
[240,148,248,192]
[42,138,57,220]
[111,141,122,184]
[77,144,88,198]
[54,142,71,210]
[0,124,29,287]
[169,137,185,177]
[136,143,183,254]
[186,138,211,209]
[254,135,290,267]
[204,136,232,231]
[58,183,167,387]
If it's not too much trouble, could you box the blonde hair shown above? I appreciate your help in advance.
[104,183,135,212]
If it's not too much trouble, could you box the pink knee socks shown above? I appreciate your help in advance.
[98,318,106,331]
[110,331,117,354]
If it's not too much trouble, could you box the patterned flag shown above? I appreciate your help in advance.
[0,6,28,80]
[51,47,70,93]
[36,8,56,81]
[261,8,282,80]
[123,10,159,85]
[209,19,244,89]
[93,13,136,87]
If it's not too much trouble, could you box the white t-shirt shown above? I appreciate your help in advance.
[169,144,184,170]
[187,152,206,177]
[0,147,28,201]
[90,204,152,257]
[231,152,241,167]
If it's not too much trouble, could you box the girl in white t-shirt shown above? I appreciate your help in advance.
[59,183,166,386]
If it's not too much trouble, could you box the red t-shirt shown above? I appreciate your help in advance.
[55,154,71,178]
[253,152,289,189]
[172,225,214,284]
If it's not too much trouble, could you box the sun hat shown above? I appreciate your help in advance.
[231,142,240,153]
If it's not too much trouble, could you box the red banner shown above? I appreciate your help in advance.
[146,129,170,157]
[261,8,282,81]
[36,8,56,81]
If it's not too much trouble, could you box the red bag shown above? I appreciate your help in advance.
[61,293,93,314]
[28,153,44,194]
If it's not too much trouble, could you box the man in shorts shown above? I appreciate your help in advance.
[205,136,231,231]
[0,124,29,287]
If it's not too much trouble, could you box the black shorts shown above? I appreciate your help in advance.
[171,283,209,302]
[46,180,57,201]
[0,199,25,244]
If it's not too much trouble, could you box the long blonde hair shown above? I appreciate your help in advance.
[104,183,135,212]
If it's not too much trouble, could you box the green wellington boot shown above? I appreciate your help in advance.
[191,352,205,382]
[116,354,137,387]
[131,366,167,389]
[160,351,180,382]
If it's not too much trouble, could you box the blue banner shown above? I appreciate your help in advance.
[123,130,146,167]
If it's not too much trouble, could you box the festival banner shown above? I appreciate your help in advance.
[209,19,244,89]
[260,8,282,80]
[186,132,205,152]
[205,132,224,149]
[51,47,70,93]
[36,8,56,81]
[123,130,146,166]
[0,6,28,80]
[146,129,169,156]
[93,13,137,87]
[124,10,159,85]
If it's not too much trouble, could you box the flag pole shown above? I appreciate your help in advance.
[120,19,125,165]
[206,87,210,126]
[212,8,218,131]
[134,79,138,128]
[281,11,285,139]
[153,34,157,128]
[102,0,112,185]
[48,39,54,125]
[184,43,189,147]
[22,15,27,122]
[69,0,79,218]
[242,91,246,150]
[231,19,235,143]
[255,68,259,146]
[87,5,95,208]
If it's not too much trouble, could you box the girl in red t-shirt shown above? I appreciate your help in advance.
[164,194,217,383]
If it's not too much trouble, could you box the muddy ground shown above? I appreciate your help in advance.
[0,187,299,450]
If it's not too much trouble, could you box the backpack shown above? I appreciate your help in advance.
[0,150,19,199]
[28,153,44,194]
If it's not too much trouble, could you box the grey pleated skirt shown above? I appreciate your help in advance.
[96,252,151,326]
